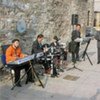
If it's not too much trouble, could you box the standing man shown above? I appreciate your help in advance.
[95,31,100,64]
[6,39,34,87]
[71,24,81,62]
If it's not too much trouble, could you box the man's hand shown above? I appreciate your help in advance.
[43,47,48,53]
[15,57,20,60]
[23,54,28,57]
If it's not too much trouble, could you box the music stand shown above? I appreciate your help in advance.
[82,38,93,65]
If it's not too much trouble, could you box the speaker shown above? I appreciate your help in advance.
[71,14,78,25]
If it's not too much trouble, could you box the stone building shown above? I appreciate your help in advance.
[94,0,100,30]
[0,0,94,56]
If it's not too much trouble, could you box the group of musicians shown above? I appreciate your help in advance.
[5,24,81,87]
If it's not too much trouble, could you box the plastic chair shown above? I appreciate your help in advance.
[1,45,14,85]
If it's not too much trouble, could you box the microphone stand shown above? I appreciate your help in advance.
[67,60,82,71]
[50,46,58,77]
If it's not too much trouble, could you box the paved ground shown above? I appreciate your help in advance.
[0,39,100,100]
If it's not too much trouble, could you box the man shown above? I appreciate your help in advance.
[31,34,51,74]
[51,36,60,47]
[6,39,34,87]
[95,31,100,64]
[71,24,81,62]
[31,34,44,53]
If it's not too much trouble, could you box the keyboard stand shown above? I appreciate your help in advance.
[11,63,32,90]
[30,61,45,88]
[11,61,44,90]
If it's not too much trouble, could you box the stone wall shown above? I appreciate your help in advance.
[0,0,94,67]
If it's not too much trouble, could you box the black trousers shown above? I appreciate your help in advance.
[72,44,80,62]
[12,63,33,84]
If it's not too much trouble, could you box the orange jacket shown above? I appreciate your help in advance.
[6,45,25,63]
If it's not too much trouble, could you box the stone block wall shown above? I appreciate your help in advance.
[0,0,94,67]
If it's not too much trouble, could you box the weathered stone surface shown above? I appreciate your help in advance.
[0,0,94,68]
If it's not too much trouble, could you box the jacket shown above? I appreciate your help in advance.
[31,40,43,54]
[6,45,24,63]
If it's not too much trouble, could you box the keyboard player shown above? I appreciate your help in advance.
[6,39,34,87]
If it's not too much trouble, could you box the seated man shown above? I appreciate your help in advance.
[6,39,34,87]
[31,34,51,74]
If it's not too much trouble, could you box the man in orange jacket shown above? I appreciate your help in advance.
[6,39,34,87]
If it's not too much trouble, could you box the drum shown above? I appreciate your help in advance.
[40,55,51,61]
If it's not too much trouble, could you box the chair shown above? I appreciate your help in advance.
[1,45,10,70]
[1,44,14,85]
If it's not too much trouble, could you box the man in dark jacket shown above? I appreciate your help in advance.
[31,34,44,54]
[31,34,51,74]
[71,24,81,62]
[95,31,100,64]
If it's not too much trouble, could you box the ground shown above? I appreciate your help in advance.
[0,39,100,100]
